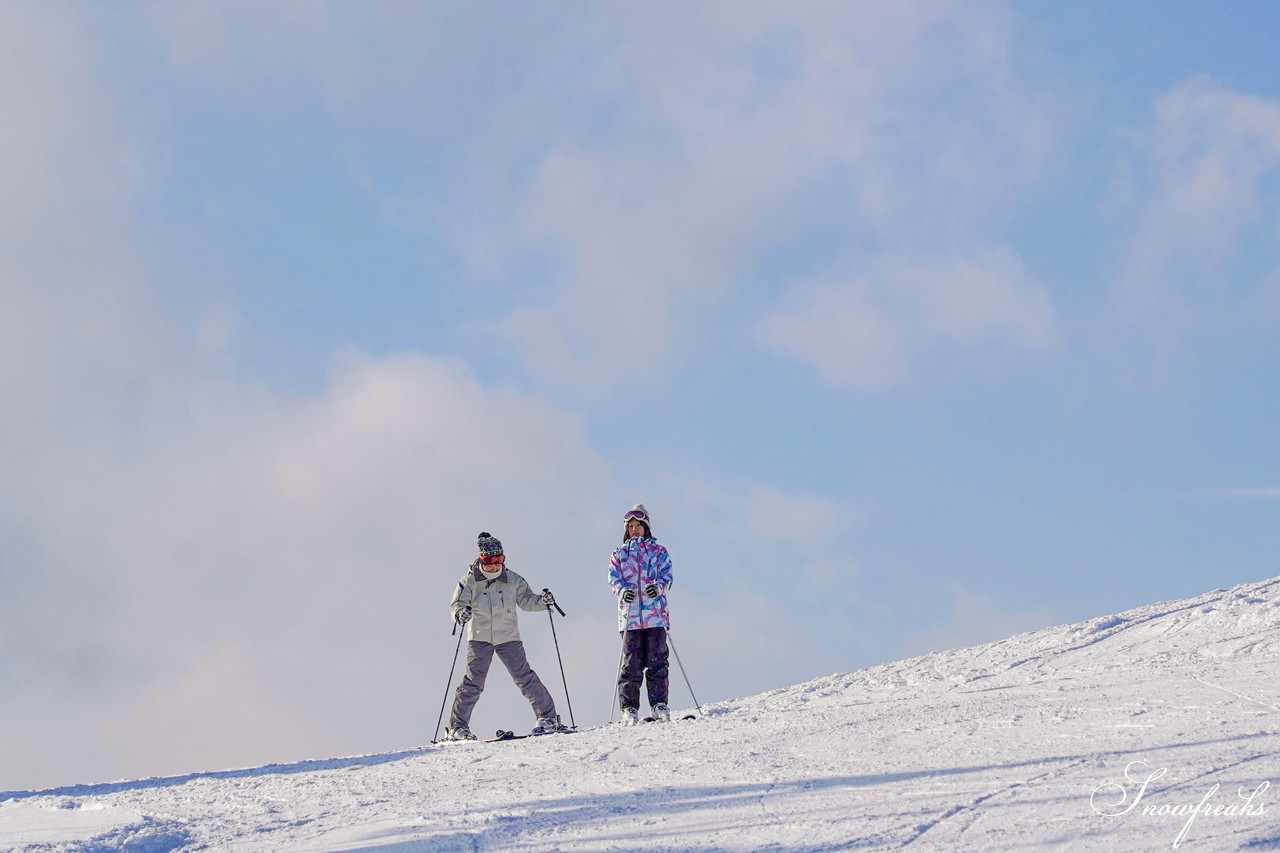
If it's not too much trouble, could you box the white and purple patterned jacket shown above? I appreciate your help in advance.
[609,536,673,631]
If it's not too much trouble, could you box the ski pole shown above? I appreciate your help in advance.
[609,631,626,723]
[667,631,702,715]
[431,623,465,744]
[542,589,575,729]
[610,583,639,723]
[543,587,566,618]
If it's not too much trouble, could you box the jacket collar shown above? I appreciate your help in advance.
[472,561,508,583]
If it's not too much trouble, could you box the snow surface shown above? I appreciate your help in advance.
[2,576,1278,851]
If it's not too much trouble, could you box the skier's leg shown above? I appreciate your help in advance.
[644,627,670,709]
[617,630,644,711]
[449,641,495,729]
[495,640,556,720]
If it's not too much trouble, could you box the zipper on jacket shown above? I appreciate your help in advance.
[629,537,646,627]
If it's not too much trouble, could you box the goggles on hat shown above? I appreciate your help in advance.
[624,511,648,522]
[479,554,505,566]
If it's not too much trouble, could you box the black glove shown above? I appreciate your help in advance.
[644,583,659,598]
[540,590,556,607]
[455,606,472,625]
[621,589,636,604]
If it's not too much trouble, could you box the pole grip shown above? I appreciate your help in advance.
[543,588,566,617]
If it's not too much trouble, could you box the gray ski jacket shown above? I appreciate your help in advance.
[450,563,548,644]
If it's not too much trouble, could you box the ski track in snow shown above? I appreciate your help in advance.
[2,577,1279,851]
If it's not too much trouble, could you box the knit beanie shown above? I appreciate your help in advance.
[477,532,503,556]
[623,504,652,540]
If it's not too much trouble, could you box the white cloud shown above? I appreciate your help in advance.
[658,475,853,543]
[650,477,861,601]
[1,342,616,788]
[760,249,1057,390]
[0,4,622,789]
[0,3,154,457]
[142,2,1058,395]
[679,587,849,703]
[1112,79,1280,344]
[897,586,1054,660]
[496,2,1057,392]
[736,487,846,545]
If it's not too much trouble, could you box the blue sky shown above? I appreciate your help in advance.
[3,1,1280,790]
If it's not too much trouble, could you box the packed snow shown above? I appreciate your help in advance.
[2,576,1278,851]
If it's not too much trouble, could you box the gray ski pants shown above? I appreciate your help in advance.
[449,640,556,728]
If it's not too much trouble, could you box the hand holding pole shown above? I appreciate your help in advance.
[542,587,566,617]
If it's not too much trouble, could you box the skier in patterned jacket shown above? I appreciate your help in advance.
[609,504,674,724]
[445,532,563,740]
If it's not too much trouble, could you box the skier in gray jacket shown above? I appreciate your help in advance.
[445,532,562,740]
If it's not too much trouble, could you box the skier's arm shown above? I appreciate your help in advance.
[649,545,673,596]
[608,549,628,597]
[450,577,474,622]
[513,574,548,612]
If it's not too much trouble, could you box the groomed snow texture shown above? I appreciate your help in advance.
[3,576,1279,851]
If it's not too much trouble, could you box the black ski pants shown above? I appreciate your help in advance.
[618,626,669,711]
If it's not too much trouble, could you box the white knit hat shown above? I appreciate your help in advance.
[623,504,652,539]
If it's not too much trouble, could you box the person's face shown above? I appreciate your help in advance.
[626,518,646,538]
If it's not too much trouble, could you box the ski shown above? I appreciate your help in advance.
[485,730,526,742]
[435,730,535,744]
[483,727,578,743]
[641,714,698,723]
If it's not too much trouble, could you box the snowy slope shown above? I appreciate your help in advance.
[3,576,1278,851]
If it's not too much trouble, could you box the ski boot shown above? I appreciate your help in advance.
[444,725,477,741]
[532,715,566,735]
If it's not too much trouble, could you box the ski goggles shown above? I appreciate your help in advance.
[479,554,505,566]
[624,510,649,522]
